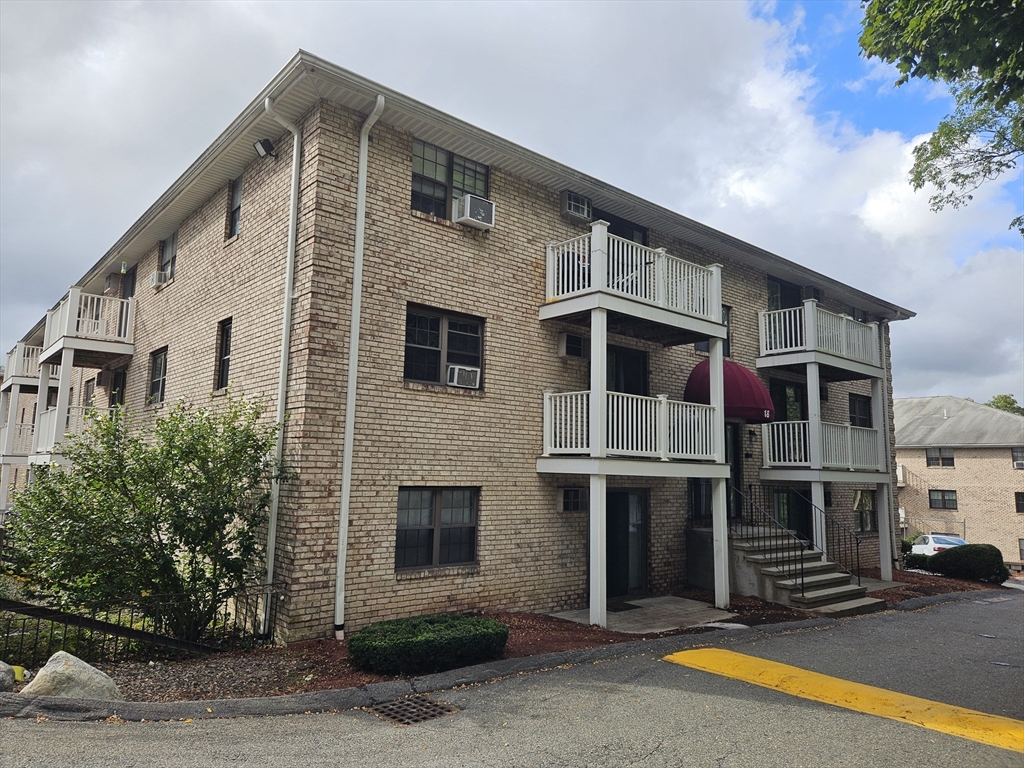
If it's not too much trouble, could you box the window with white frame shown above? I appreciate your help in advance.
[395,487,478,569]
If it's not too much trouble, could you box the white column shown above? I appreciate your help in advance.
[711,476,729,609]
[589,473,607,627]
[806,362,822,470]
[877,482,893,581]
[32,364,51,453]
[590,220,609,292]
[803,298,818,351]
[709,337,725,464]
[51,348,75,448]
[2,384,20,455]
[0,464,11,510]
[871,377,886,471]
[590,308,607,459]
[811,481,826,554]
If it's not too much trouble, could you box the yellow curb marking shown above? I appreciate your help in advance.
[664,648,1024,754]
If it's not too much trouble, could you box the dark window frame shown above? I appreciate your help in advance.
[695,305,731,356]
[849,394,872,428]
[929,489,958,509]
[109,366,127,408]
[1011,447,1024,465]
[926,447,955,467]
[1015,492,1024,514]
[227,176,243,238]
[149,347,168,404]
[160,230,178,278]
[403,306,483,387]
[395,487,478,570]
[560,488,589,512]
[411,139,489,220]
[853,489,877,532]
[216,318,232,390]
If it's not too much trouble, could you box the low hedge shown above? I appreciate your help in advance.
[925,544,1009,584]
[904,553,930,570]
[347,613,509,675]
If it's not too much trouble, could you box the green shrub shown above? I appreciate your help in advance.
[904,553,931,570]
[926,544,1010,584]
[348,613,509,675]
[901,538,917,554]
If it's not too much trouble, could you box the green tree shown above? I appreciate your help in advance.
[8,398,278,641]
[985,393,1024,416]
[859,0,1024,232]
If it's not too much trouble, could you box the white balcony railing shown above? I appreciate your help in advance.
[759,300,880,366]
[546,224,721,322]
[763,420,880,470]
[3,344,42,382]
[34,406,110,454]
[543,391,714,461]
[43,288,134,349]
[0,423,35,455]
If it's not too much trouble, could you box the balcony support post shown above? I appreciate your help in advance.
[50,348,75,450]
[0,464,10,511]
[709,265,723,323]
[803,298,818,352]
[655,249,667,307]
[65,288,81,337]
[871,377,885,471]
[31,364,51,454]
[588,473,608,627]
[709,337,725,463]
[542,390,553,456]
[876,481,894,581]
[811,480,826,555]
[1,383,19,454]
[868,321,880,366]
[806,362,822,470]
[590,308,607,459]
[711,476,730,609]
[657,395,669,460]
[590,220,609,292]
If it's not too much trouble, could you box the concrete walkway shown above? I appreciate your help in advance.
[552,596,738,633]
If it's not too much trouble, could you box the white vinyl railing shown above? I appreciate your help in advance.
[0,423,34,455]
[43,288,135,349]
[543,391,714,461]
[759,300,880,366]
[34,406,110,454]
[3,344,42,382]
[546,222,721,322]
[765,420,880,470]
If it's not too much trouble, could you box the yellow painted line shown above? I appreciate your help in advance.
[664,648,1024,754]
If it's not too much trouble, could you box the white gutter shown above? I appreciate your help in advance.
[334,95,386,639]
[262,96,303,635]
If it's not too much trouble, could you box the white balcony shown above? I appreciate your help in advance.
[541,221,725,340]
[3,344,42,387]
[33,406,109,456]
[41,288,134,367]
[0,422,34,456]
[543,391,715,462]
[758,300,880,370]
[762,420,881,471]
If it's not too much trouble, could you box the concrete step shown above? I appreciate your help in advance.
[760,560,837,579]
[744,549,823,566]
[811,597,889,618]
[774,571,852,592]
[789,583,867,608]
[732,537,807,552]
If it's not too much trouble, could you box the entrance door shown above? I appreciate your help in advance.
[773,487,812,540]
[606,490,647,598]
[770,379,807,421]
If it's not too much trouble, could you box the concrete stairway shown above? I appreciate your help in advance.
[731,532,887,618]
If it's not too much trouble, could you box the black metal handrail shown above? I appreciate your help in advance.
[793,490,862,585]
[730,485,809,595]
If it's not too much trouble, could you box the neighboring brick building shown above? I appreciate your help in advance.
[895,396,1024,569]
[1,52,914,641]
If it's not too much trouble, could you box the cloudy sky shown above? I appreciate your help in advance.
[1,0,1021,402]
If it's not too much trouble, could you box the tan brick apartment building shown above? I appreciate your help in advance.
[895,396,1024,568]
[1,52,913,642]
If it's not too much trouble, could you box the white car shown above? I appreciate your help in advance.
[911,534,967,556]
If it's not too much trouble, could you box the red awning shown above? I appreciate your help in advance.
[683,360,775,423]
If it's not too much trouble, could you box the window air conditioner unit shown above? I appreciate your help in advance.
[150,270,170,289]
[560,190,593,224]
[447,365,481,389]
[557,332,590,358]
[453,194,495,230]
[96,370,111,387]
[1013,461,1024,470]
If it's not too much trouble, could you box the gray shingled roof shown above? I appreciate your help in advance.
[894,396,1024,448]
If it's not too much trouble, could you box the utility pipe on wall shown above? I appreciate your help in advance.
[262,96,303,635]
[334,95,386,639]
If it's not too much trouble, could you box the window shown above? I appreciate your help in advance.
[404,307,482,385]
[1012,447,1024,466]
[929,489,957,509]
[1019,539,1024,561]
[560,488,589,512]
[395,487,477,569]
[695,306,731,356]
[849,306,868,323]
[109,366,127,408]
[926,447,955,467]
[228,176,243,237]
[160,230,178,278]
[216,318,232,390]
[84,378,96,408]
[149,348,167,403]
[854,490,877,532]
[849,394,872,428]
[411,139,488,219]
[1016,492,1024,514]
[767,276,802,311]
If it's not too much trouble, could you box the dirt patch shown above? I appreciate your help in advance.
[862,566,1006,603]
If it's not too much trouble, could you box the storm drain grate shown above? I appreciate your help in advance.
[368,694,458,725]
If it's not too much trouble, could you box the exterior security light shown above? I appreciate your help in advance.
[253,139,277,158]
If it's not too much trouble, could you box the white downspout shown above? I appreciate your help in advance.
[262,96,302,635]
[334,94,386,640]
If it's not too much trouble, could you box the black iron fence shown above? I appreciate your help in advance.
[731,485,809,595]
[0,582,282,668]
[793,490,862,585]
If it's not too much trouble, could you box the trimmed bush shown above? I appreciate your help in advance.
[348,613,509,675]
[904,553,931,570]
[925,544,1010,584]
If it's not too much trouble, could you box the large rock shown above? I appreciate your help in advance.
[0,660,14,692]
[20,651,123,701]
